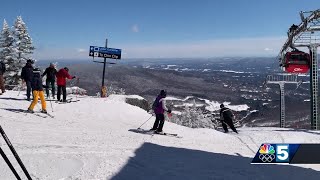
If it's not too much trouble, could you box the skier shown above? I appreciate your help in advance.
[42,63,57,99]
[27,68,47,113]
[21,59,34,101]
[0,60,6,95]
[150,90,172,133]
[219,104,238,134]
[56,67,76,102]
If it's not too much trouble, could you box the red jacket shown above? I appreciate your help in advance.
[56,68,73,86]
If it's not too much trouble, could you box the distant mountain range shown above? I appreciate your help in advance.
[37,57,313,129]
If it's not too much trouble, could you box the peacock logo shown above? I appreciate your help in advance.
[259,144,275,154]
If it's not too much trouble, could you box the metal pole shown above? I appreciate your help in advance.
[137,115,154,129]
[310,45,319,130]
[279,82,285,128]
[101,38,108,97]
[0,126,32,180]
[0,147,22,180]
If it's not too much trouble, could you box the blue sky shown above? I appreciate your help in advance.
[0,0,320,59]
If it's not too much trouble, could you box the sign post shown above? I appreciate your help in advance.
[89,39,122,97]
[101,39,107,97]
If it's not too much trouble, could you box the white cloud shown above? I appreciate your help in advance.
[33,48,89,60]
[120,36,287,58]
[77,48,86,53]
[131,24,139,33]
[33,36,287,60]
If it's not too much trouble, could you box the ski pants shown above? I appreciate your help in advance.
[57,85,67,101]
[152,114,165,131]
[29,90,46,111]
[46,79,55,97]
[26,80,32,99]
[0,75,5,93]
[221,118,238,133]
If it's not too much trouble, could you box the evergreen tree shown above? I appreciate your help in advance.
[14,16,34,63]
[0,19,19,86]
[178,100,216,129]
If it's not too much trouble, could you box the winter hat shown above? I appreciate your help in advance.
[220,104,224,108]
[64,67,69,71]
[160,90,167,97]
[27,59,33,64]
[50,63,55,66]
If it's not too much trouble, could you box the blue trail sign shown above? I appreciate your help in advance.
[89,46,121,59]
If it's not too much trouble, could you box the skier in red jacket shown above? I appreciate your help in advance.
[56,67,76,102]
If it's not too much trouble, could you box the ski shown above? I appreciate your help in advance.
[25,111,48,118]
[55,98,72,104]
[136,128,155,135]
[4,108,47,118]
[42,112,54,118]
[56,98,79,104]
[35,111,54,118]
[154,131,182,138]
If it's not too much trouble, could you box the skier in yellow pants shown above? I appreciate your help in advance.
[27,68,47,113]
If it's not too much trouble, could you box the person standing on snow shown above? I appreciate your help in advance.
[21,59,34,101]
[27,68,47,113]
[219,104,238,134]
[56,67,76,102]
[150,90,172,133]
[0,60,6,95]
[42,63,57,99]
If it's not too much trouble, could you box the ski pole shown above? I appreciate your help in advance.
[0,126,32,180]
[0,147,22,180]
[48,89,53,112]
[76,77,79,101]
[17,81,23,96]
[137,115,153,129]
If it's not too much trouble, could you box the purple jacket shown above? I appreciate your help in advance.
[154,95,167,114]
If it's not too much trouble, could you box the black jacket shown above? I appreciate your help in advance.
[21,63,33,81]
[220,107,233,121]
[31,72,44,91]
[42,67,57,81]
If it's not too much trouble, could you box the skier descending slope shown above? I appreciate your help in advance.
[219,104,238,134]
[150,90,172,133]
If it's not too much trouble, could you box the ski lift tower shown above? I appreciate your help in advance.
[265,74,299,128]
[279,9,320,130]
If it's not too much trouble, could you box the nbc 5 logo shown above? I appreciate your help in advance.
[276,144,290,162]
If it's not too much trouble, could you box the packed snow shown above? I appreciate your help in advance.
[0,91,320,180]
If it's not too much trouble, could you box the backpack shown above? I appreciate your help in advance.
[152,98,159,110]
[222,108,234,119]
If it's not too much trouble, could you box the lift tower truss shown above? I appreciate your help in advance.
[266,74,299,128]
[279,9,320,130]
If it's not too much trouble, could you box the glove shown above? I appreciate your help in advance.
[167,109,172,113]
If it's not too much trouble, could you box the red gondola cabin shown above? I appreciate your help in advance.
[284,51,310,73]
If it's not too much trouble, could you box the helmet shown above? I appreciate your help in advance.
[64,67,69,71]
[220,104,224,108]
[160,90,167,97]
